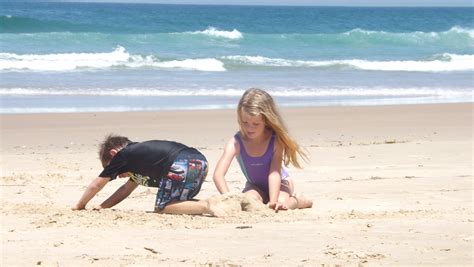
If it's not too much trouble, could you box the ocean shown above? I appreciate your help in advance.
[0,2,473,113]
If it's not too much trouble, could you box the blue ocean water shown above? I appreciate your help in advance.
[0,2,473,113]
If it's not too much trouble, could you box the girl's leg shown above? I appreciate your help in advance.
[278,179,296,209]
[279,178,313,209]
[242,182,268,203]
[243,180,313,209]
[290,193,313,209]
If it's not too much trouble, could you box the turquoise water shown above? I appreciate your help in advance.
[1,2,473,113]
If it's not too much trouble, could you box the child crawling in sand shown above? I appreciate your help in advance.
[213,88,313,211]
[72,134,227,216]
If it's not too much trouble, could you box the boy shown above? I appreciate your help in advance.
[72,134,226,217]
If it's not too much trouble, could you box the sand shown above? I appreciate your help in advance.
[1,103,472,266]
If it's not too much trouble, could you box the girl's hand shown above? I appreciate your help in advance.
[268,201,288,211]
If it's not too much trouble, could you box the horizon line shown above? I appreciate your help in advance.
[4,1,474,7]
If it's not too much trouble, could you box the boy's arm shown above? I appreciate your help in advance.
[72,177,110,210]
[96,178,138,209]
[212,137,238,194]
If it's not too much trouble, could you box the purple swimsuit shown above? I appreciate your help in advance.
[235,132,289,193]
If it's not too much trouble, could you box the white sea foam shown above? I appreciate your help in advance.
[1,87,471,98]
[189,27,243,39]
[225,55,332,67]
[0,46,226,72]
[344,26,474,39]
[444,26,474,38]
[154,58,225,71]
[345,54,474,72]
[2,87,471,114]
[1,47,472,72]
[0,46,129,71]
[224,54,474,72]
[0,88,244,96]
[343,28,387,35]
[0,105,236,114]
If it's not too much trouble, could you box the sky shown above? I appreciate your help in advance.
[21,0,474,7]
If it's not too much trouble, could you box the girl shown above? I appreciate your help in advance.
[213,88,313,211]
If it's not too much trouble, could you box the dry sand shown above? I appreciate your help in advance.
[1,103,473,266]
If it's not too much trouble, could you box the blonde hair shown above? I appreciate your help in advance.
[237,88,308,168]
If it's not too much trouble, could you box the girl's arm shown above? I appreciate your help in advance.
[268,140,286,210]
[96,178,138,209]
[72,177,110,210]
[212,137,238,194]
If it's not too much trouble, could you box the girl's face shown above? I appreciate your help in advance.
[240,111,266,139]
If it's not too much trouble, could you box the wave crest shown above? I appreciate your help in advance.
[0,46,226,72]
[1,46,472,73]
[224,54,474,72]
[187,27,243,39]
[342,26,474,44]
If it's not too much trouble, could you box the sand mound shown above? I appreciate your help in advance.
[211,193,271,215]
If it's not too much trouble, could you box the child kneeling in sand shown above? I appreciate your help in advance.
[73,134,226,216]
[213,88,313,211]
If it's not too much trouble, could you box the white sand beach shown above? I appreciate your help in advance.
[1,103,473,266]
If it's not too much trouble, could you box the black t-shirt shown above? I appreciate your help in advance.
[99,140,194,187]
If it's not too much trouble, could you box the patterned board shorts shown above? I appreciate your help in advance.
[155,150,208,210]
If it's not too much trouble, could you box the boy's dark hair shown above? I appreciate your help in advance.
[99,134,131,168]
